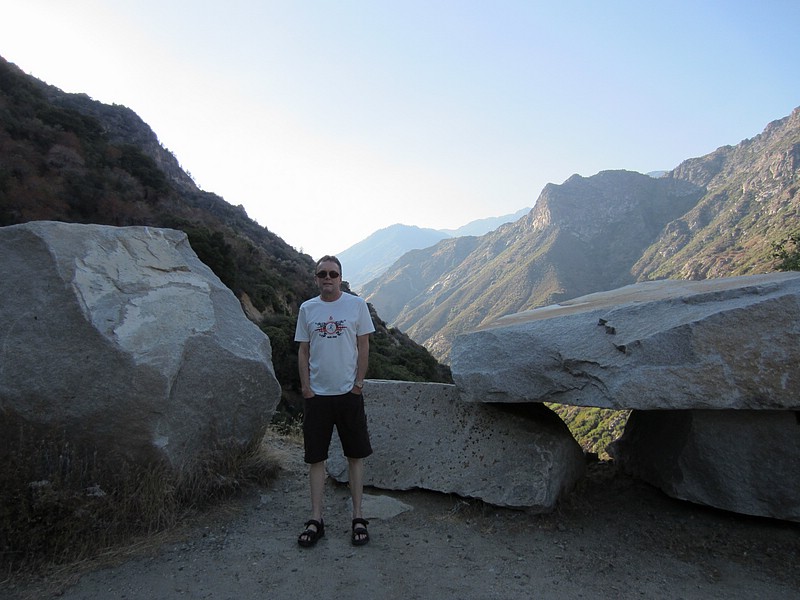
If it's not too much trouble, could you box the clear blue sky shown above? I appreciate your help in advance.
[2,1,799,259]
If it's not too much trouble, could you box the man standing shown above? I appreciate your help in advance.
[294,255,375,547]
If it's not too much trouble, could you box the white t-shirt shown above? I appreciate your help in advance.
[294,292,375,395]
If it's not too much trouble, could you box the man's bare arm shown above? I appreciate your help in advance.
[298,341,314,398]
[352,334,370,392]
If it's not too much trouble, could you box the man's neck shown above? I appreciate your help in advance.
[320,289,343,302]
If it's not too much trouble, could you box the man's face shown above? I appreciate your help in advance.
[315,260,342,297]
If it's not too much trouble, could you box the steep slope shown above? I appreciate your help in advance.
[365,108,799,361]
[0,56,452,395]
[338,224,451,291]
[359,235,483,324]
[0,56,316,317]
[367,171,705,358]
[633,108,800,279]
[339,208,530,291]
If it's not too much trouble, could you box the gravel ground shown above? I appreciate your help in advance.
[4,434,799,600]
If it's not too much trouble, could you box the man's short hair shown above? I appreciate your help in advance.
[315,255,342,272]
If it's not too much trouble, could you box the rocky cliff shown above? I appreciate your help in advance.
[633,109,800,279]
[365,170,706,358]
[364,108,800,360]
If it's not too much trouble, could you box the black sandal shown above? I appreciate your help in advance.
[351,518,369,546]
[298,519,324,547]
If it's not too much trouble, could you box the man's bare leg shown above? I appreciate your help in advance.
[298,461,326,545]
[348,457,369,544]
[309,460,325,521]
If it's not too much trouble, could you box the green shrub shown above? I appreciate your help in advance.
[772,231,800,271]
[114,144,168,192]
[185,227,237,290]
[261,314,300,388]
[548,405,630,459]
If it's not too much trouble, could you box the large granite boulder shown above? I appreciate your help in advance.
[327,381,585,510]
[0,222,280,478]
[451,272,800,521]
[451,272,800,410]
[610,410,800,522]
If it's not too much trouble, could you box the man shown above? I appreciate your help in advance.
[294,255,375,547]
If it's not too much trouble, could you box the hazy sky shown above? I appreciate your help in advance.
[2,1,799,259]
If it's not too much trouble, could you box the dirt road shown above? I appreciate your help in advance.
[5,434,799,600]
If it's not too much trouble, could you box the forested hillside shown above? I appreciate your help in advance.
[0,56,452,419]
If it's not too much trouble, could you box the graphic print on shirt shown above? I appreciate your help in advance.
[314,316,348,338]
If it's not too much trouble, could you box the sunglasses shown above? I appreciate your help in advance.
[315,270,341,279]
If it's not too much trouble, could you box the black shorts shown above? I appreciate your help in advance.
[303,392,373,464]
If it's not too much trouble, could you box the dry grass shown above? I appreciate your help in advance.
[0,424,288,583]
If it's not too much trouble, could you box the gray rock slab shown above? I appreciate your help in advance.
[358,493,414,520]
[451,272,800,410]
[610,409,800,522]
[327,380,585,511]
[330,491,412,521]
[0,221,280,476]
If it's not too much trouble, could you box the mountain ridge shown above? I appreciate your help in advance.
[339,208,530,291]
[440,207,531,237]
[3,54,798,476]
[363,108,800,360]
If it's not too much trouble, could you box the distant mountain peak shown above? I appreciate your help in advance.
[338,225,452,291]
[362,106,800,361]
[440,207,530,237]
[338,209,531,291]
